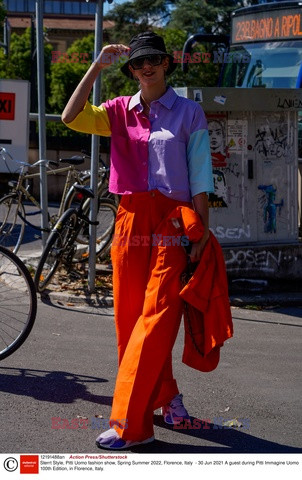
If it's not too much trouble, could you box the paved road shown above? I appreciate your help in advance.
[0,298,301,454]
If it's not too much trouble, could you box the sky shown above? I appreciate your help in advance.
[103,0,129,16]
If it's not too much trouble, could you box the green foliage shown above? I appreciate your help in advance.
[156,27,220,88]
[0,29,32,79]
[0,27,53,110]
[0,0,5,31]
[106,0,176,39]
[102,0,256,90]
[0,0,258,140]
[169,1,247,35]
[101,60,138,100]
[49,34,95,112]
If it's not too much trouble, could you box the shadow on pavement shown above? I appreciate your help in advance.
[1,367,301,454]
[39,289,113,313]
[135,414,302,454]
[0,366,112,406]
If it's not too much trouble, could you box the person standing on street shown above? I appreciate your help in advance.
[62,31,214,450]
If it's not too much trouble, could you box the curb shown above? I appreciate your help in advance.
[40,289,302,309]
[230,293,302,307]
[40,290,114,308]
[20,251,302,308]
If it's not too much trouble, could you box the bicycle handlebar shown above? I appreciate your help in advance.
[80,149,109,171]
[0,147,59,170]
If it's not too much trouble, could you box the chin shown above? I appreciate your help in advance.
[141,76,163,87]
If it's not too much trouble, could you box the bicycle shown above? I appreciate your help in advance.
[65,150,120,207]
[0,245,37,361]
[34,184,117,292]
[0,147,111,257]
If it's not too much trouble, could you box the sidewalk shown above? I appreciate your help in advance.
[19,248,302,308]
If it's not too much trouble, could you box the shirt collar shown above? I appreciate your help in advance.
[128,86,178,111]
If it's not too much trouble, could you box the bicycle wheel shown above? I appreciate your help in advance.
[0,245,37,361]
[73,198,117,263]
[34,209,78,292]
[0,194,25,253]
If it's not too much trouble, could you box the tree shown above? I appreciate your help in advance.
[105,0,176,40]
[105,1,257,37]
[49,34,95,112]
[103,0,257,89]
[0,0,5,32]
[169,1,248,36]
[159,27,220,88]
[0,27,53,111]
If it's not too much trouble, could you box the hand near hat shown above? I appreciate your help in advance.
[62,32,174,125]
[62,43,129,123]
[94,44,130,71]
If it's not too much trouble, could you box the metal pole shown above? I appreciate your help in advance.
[35,0,48,246]
[88,0,104,292]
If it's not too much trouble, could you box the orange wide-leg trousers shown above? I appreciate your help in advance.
[109,190,191,441]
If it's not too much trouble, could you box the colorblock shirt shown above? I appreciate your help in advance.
[65,86,214,202]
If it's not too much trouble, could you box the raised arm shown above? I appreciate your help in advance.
[61,44,129,124]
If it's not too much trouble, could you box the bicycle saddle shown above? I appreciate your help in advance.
[59,155,85,165]
[8,180,18,188]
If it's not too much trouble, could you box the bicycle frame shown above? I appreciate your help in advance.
[23,165,84,218]
[9,164,106,232]
[1,146,110,251]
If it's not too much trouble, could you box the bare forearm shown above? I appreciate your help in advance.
[189,192,210,262]
[192,192,209,232]
[61,62,102,124]
[61,43,129,124]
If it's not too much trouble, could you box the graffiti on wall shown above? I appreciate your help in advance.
[225,248,298,274]
[208,169,228,208]
[211,224,251,240]
[254,122,294,162]
[208,118,229,168]
[207,116,247,209]
[258,184,284,234]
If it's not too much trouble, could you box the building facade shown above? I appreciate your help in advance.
[4,0,113,51]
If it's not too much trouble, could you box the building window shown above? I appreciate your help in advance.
[44,1,62,14]
[64,1,80,15]
[4,0,96,15]
[5,0,26,12]
[28,0,35,12]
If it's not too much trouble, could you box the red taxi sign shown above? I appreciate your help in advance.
[0,92,15,120]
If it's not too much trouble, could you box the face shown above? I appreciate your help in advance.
[128,55,170,87]
[213,169,227,200]
[208,121,224,152]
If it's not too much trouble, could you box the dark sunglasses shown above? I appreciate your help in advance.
[129,54,164,70]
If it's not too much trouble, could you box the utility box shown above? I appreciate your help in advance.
[0,79,30,173]
[175,88,300,246]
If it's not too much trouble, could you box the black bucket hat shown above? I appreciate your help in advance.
[121,31,176,78]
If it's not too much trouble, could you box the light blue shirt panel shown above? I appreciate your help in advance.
[187,129,214,197]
